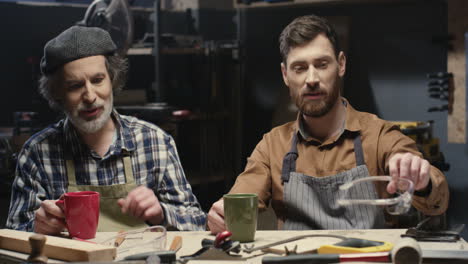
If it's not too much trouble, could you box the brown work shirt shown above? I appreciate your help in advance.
[230,99,449,227]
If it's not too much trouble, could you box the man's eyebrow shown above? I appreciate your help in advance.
[92,72,107,78]
[64,79,82,84]
[289,60,308,67]
[289,55,334,67]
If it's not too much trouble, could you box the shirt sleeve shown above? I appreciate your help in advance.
[378,123,449,216]
[156,135,206,231]
[6,146,47,231]
[229,134,273,211]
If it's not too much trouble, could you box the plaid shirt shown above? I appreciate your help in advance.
[6,110,206,231]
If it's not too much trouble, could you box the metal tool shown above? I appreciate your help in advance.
[124,251,176,264]
[261,245,299,256]
[262,237,414,264]
[252,236,392,256]
[178,231,243,263]
[243,234,347,254]
[402,217,464,242]
[201,232,241,254]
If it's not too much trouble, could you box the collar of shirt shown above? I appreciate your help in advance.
[63,109,136,159]
[297,97,361,146]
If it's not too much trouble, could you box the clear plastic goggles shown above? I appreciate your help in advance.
[337,176,414,215]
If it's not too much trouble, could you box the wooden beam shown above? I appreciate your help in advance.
[447,0,467,143]
[234,0,426,8]
[0,229,116,262]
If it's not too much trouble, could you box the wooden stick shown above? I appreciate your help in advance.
[168,236,182,252]
[114,230,126,247]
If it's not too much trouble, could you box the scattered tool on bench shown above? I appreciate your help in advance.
[168,236,182,252]
[261,237,418,264]
[262,237,468,264]
[402,217,465,242]
[114,230,126,247]
[243,234,392,254]
[178,230,243,262]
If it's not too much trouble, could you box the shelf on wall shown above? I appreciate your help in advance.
[127,47,204,56]
[234,0,416,8]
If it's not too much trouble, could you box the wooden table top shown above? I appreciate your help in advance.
[1,229,467,263]
[96,229,468,263]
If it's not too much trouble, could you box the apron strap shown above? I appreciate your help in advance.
[353,134,366,166]
[66,151,135,186]
[281,132,366,183]
[281,133,299,183]
[64,143,78,186]
[65,159,77,186]
[122,151,135,184]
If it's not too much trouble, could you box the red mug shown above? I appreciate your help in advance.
[55,191,100,239]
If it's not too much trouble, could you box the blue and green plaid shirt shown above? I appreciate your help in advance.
[6,110,206,231]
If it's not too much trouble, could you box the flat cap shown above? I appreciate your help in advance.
[40,26,117,75]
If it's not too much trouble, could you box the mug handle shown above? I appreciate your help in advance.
[55,196,65,210]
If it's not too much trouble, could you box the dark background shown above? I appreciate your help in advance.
[0,0,466,238]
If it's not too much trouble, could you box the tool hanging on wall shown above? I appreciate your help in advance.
[426,72,454,113]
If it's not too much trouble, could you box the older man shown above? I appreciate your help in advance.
[7,26,206,233]
[208,15,449,232]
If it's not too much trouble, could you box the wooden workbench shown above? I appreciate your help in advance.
[1,229,467,263]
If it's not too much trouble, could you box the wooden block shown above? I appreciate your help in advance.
[0,229,116,262]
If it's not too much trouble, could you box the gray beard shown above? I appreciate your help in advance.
[66,95,113,134]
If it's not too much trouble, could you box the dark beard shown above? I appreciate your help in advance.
[298,86,340,118]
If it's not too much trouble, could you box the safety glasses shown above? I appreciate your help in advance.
[337,176,414,215]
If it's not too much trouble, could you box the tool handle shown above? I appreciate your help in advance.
[201,238,215,248]
[215,230,232,248]
[114,230,126,247]
[340,252,390,262]
[262,252,391,264]
[262,254,339,264]
[169,236,182,252]
[27,234,48,264]
[391,237,422,264]
[124,250,176,262]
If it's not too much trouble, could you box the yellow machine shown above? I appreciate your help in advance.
[391,121,449,171]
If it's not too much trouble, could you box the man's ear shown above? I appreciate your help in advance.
[281,62,290,87]
[338,51,346,77]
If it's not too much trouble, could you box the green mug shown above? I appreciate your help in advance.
[223,193,258,242]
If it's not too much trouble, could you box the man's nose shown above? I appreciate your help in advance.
[82,82,97,104]
[305,67,319,85]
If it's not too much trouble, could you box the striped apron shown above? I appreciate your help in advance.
[281,133,385,230]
